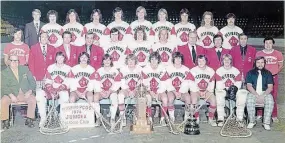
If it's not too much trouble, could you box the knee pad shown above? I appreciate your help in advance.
[236,89,248,105]
[215,89,226,106]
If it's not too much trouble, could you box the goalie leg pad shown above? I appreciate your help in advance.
[118,92,125,112]
[109,93,118,119]
[236,89,248,121]
[36,89,47,119]
[215,89,226,121]
[58,91,69,105]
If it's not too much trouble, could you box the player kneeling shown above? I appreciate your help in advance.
[165,52,192,123]
[215,54,247,127]
[142,52,168,124]
[189,55,217,126]
[93,54,121,127]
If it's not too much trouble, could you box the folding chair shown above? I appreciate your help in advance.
[9,102,28,127]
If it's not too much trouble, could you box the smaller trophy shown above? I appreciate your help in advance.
[184,105,200,135]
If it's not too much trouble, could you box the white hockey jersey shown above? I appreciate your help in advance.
[105,21,130,42]
[151,41,177,67]
[152,21,176,43]
[94,67,122,92]
[41,23,63,48]
[120,65,142,91]
[196,26,219,48]
[220,26,243,49]
[63,22,85,46]
[128,40,152,67]
[83,22,109,46]
[68,65,96,93]
[127,20,155,43]
[165,65,191,93]
[45,64,71,89]
[189,66,215,92]
[142,64,167,94]
[215,66,242,90]
[174,22,196,46]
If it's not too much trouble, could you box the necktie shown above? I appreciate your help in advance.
[192,46,196,62]
[35,23,39,34]
[217,50,221,61]
[256,70,263,95]
[241,47,245,60]
[43,45,46,60]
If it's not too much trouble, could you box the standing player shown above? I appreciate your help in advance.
[41,10,63,48]
[165,52,192,122]
[128,27,152,67]
[63,9,84,46]
[83,9,108,46]
[220,13,243,49]
[206,34,230,71]
[118,54,142,126]
[151,28,177,68]
[215,54,247,126]
[256,37,284,122]
[230,33,256,77]
[94,54,121,126]
[152,8,176,43]
[189,55,217,126]
[142,52,168,124]
[105,7,130,42]
[174,8,196,46]
[127,6,155,43]
[197,11,219,48]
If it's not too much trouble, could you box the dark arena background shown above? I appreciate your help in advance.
[1,1,285,143]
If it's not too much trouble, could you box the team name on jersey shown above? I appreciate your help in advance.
[201,31,215,37]
[147,73,162,79]
[134,25,150,32]
[224,32,239,38]
[177,27,192,33]
[75,72,91,78]
[170,72,185,79]
[106,46,124,53]
[157,47,172,53]
[221,74,235,80]
[154,26,171,32]
[133,47,149,54]
[50,71,67,77]
[195,74,210,79]
[46,29,60,34]
[66,28,81,34]
[115,26,126,32]
[101,74,114,79]
[124,74,140,80]
[88,28,103,35]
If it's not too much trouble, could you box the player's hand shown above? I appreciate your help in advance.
[175,92,182,99]
[200,91,208,98]
[256,94,265,105]
[9,94,18,103]
[24,90,33,97]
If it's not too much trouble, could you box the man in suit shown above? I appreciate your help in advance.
[178,31,205,69]
[24,9,45,47]
[1,55,37,129]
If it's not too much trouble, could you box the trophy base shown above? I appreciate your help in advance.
[130,120,152,134]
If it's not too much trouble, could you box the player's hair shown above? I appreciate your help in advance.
[12,28,23,41]
[102,54,114,67]
[179,8,190,22]
[55,51,66,63]
[125,53,138,65]
[221,54,233,66]
[134,27,147,41]
[238,33,248,40]
[32,9,41,15]
[263,36,275,44]
[47,10,58,22]
[39,31,50,41]
[172,52,184,64]
[253,56,266,70]
[136,6,147,17]
[213,34,224,43]
[65,9,80,24]
[201,11,214,26]
[149,51,161,64]
[85,31,94,39]
[196,54,208,65]
[157,8,168,21]
[78,52,90,64]
[226,13,236,19]
[113,7,124,21]
[110,28,119,38]
[90,9,102,22]
[188,30,198,37]
[62,31,72,39]
[158,28,169,40]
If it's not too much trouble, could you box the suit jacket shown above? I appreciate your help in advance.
[230,45,256,77]
[177,44,205,69]
[24,21,45,47]
[205,47,230,71]
[28,43,56,81]
[1,65,36,97]
[77,44,104,70]
[57,44,79,67]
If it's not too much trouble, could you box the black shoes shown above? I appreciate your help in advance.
[25,118,35,128]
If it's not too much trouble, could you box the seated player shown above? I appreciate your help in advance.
[189,55,217,126]
[215,54,247,127]
[118,54,142,126]
[93,54,121,127]
[142,52,168,124]
[165,52,192,123]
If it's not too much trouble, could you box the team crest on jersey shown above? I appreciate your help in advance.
[172,77,182,92]
[102,79,112,91]
[198,79,208,91]
[202,36,212,46]
[128,78,137,91]
[180,32,189,42]
[49,33,58,44]
[225,79,234,87]
[79,77,88,87]
[54,75,64,84]
[71,32,77,42]
[137,52,146,62]
[110,51,120,61]
[150,78,159,93]
[161,51,170,62]
[229,36,238,47]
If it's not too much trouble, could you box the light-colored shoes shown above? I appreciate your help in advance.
[272,117,279,123]
[256,116,262,121]
[159,117,166,126]
[263,124,271,130]
[94,119,101,127]
[217,120,224,127]
[208,119,217,127]
[247,122,256,129]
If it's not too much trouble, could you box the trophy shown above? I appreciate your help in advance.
[184,105,200,135]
